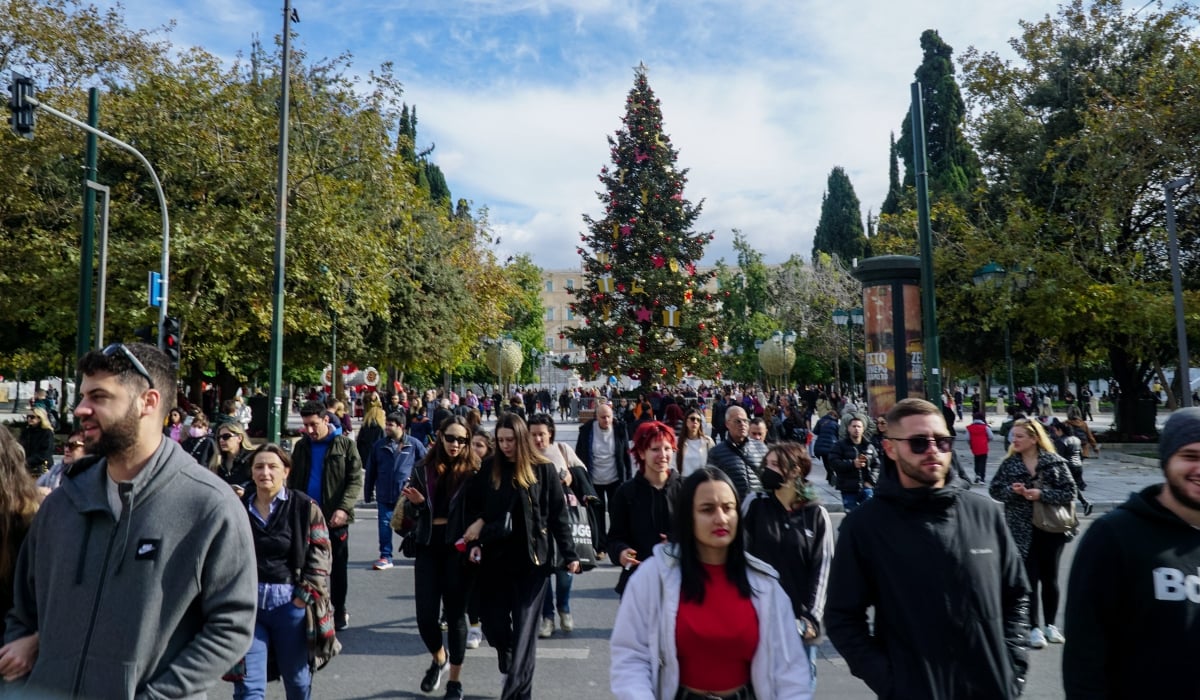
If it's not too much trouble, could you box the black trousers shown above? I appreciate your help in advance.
[593,481,621,551]
[414,526,472,665]
[973,454,988,481]
[480,566,548,700]
[1026,527,1068,627]
[330,525,349,616]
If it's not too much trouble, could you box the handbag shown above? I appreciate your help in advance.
[1031,475,1077,533]
[565,493,598,572]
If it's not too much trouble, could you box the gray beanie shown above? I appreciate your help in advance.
[1159,407,1200,469]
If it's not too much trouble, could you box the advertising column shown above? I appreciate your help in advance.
[852,256,924,418]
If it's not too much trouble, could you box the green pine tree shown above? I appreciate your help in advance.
[897,30,983,201]
[566,65,721,383]
[811,166,866,264]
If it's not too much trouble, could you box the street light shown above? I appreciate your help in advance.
[758,330,799,389]
[973,262,1032,403]
[484,336,522,398]
[1166,176,1193,408]
[833,308,864,397]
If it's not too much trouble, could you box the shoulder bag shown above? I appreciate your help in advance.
[1031,475,1077,534]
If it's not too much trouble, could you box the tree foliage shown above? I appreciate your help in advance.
[811,166,866,264]
[0,0,517,398]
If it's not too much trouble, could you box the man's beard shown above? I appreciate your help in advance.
[89,400,141,458]
[1166,475,1200,513]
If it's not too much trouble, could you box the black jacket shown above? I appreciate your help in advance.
[742,493,834,635]
[19,427,54,473]
[404,457,474,548]
[288,432,364,524]
[706,437,766,500]
[827,438,881,494]
[574,419,632,484]
[825,472,1030,700]
[605,470,681,596]
[1063,485,1200,699]
[466,457,578,572]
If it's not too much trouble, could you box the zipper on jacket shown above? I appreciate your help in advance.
[72,510,124,697]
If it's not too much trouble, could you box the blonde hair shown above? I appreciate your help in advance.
[28,407,51,430]
[1005,418,1057,458]
[361,394,386,429]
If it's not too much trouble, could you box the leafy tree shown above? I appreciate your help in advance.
[714,232,775,382]
[811,166,866,264]
[897,30,983,203]
[566,65,722,384]
[960,0,1200,431]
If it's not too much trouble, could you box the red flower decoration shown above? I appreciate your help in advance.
[652,255,666,269]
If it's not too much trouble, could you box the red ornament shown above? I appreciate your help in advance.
[617,283,626,293]
[616,326,625,336]
[660,368,668,375]
[698,322,705,330]
[652,255,666,269]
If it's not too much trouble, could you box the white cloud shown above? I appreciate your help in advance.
[106,0,1075,270]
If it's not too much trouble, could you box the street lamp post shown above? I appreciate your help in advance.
[1166,176,1193,408]
[757,330,799,390]
[754,339,765,389]
[833,309,864,397]
[973,262,1026,402]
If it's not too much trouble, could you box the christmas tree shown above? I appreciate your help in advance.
[566,65,722,384]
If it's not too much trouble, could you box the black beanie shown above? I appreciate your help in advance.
[1159,407,1200,469]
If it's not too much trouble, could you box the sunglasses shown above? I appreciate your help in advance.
[217,434,238,441]
[102,343,155,389]
[66,441,85,450]
[443,434,470,446]
[890,435,955,454]
[26,415,37,420]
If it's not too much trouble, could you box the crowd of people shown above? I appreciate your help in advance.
[1,350,1198,699]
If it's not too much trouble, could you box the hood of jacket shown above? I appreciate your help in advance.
[874,466,969,513]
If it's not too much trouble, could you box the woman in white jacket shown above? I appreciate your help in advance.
[610,467,813,700]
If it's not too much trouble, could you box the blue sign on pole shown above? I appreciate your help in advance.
[148,271,162,308]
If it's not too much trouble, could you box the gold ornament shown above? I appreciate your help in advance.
[612,223,619,239]
[662,305,679,327]
[631,277,645,295]
[668,258,680,273]
[641,188,649,205]
[597,251,611,266]
[602,303,611,321]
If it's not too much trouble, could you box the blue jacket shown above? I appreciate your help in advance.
[365,435,427,507]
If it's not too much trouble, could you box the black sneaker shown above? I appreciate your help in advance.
[443,680,464,700]
[421,658,449,693]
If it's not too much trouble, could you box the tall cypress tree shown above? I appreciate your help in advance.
[897,30,983,201]
[880,132,903,215]
[566,65,721,383]
[811,166,866,264]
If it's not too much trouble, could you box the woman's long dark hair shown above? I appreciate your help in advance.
[675,467,752,604]
[0,427,38,581]
[422,415,479,490]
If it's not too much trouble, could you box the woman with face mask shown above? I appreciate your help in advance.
[740,442,834,690]
[181,414,218,470]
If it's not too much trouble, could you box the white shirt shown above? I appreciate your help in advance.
[680,437,708,477]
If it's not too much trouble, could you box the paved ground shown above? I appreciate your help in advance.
[5,404,1172,699]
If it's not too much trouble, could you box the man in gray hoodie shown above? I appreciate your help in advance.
[0,342,257,698]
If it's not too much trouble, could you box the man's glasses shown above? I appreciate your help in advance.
[102,343,155,389]
[443,435,470,446]
[217,434,237,441]
[890,435,955,454]
[66,441,85,450]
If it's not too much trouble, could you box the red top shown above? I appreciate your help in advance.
[966,422,991,456]
[676,563,759,692]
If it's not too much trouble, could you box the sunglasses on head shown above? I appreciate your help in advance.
[890,435,955,454]
[101,343,155,389]
[66,441,85,449]
[443,434,470,446]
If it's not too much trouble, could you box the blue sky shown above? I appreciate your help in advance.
[108,0,1061,270]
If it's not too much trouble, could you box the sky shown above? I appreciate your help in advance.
[106,0,1061,271]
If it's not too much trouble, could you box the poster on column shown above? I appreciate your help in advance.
[864,285,895,418]
[903,285,925,400]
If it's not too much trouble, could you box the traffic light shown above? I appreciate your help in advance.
[8,72,35,140]
[161,316,181,368]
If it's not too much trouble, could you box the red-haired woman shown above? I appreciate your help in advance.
[606,421,683,597]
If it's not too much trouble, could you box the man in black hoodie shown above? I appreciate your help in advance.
[825,398,1030,699]
[1063,407,1200,699]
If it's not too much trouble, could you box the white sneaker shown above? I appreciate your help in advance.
[538,617,554,638]
[1045,624,1065,644]
[559,613,573,632]
[466,624,483,649]
[1029,627,1047,649]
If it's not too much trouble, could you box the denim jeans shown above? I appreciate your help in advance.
[541,569,574,619]
[234,602,311,700]
[841,488,874,513]
[804,641,818,690]
[376,502,395,560]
